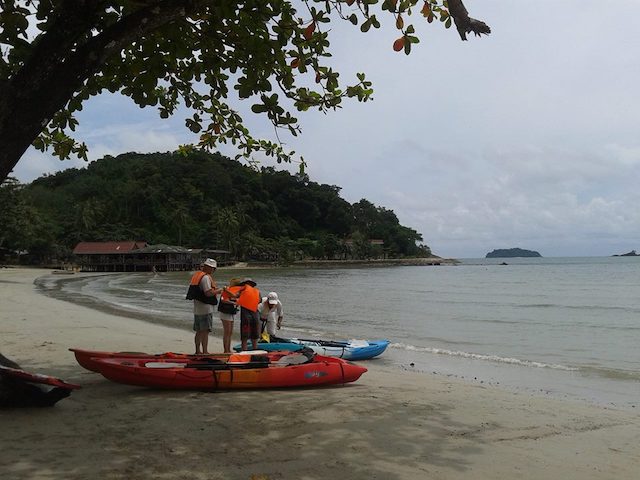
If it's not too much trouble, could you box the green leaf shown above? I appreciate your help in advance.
[251,104,268,114]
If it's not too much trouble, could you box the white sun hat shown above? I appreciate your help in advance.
[267,292,279,304]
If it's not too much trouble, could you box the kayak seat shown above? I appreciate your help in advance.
[185,356,270,370]
[185,358,226,370]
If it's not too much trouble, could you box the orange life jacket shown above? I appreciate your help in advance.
[185,271,217,305]
[220,285,243,302]
[236,285,260,311]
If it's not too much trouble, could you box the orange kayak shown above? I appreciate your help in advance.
[87,353,367,390]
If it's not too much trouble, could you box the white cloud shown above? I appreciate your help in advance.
[12,150,86,182]
[86,125,186,161]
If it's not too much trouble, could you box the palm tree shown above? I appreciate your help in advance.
[216,207,240,256]
[169,201,189,245]
[74,198,102,234]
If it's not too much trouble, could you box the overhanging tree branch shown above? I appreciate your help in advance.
[0,0,490,182]
[447,0,491,41]
[0,0,206,181]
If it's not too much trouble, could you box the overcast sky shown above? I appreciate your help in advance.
[12,1,640,258]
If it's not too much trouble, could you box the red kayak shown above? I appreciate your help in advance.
[88,352,367,390]
[70,348,236,373]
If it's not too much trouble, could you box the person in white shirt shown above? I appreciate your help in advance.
[258,292,284,337]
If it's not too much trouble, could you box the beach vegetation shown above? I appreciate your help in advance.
[0,177,48,254]
[0,0,489,182]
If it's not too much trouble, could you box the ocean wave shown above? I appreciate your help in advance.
[520,303,640,314]
[389,343,578,371]
[577,365,640,381]
[280,325,326,336]
[109,287,155,295]
[98,298,165,315]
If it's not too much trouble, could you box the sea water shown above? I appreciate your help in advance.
[37,256,640,408]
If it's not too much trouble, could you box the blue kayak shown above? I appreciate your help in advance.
[234,338,390,361]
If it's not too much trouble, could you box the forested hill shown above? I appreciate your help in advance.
[1,151,430,262]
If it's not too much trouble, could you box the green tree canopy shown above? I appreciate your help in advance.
[0,176,55,255]
[0,150,432,261]
[0,0,489,181]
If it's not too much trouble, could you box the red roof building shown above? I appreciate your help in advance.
[72,241,147,255]
[71,241,206,272]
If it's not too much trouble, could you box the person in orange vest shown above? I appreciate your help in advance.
[236,278,261,351]
[217,277,244,353]
[186,258,221,354]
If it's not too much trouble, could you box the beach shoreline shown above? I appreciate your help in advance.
[1,255,457,272]
[1,268,639,479]
[247,257,458,268]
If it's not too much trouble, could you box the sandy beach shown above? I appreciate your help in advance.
[1,268,639,480]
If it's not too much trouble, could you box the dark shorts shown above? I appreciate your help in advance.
[240,308,260,340]
[193,313,213,332]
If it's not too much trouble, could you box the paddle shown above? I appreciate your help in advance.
[293,338,351,348]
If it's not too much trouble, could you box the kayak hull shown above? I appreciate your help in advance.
[90,355,366,389]
[70,348,234,373]
[0,365,80,407]
[234,339,390,360]
[0,365,80,390]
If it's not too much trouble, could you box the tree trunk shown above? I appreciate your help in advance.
[0,5,99,181]
[0,0,200,183]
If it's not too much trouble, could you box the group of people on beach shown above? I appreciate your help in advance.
[186,258,284,354]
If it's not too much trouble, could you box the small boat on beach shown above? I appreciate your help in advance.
[84,351,367,390]
[234,337,390,361]
[0,365,80,407]
[70,348,240,373]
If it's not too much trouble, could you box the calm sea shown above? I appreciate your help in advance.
[36,256,640,408]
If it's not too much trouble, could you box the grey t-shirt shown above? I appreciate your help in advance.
[193,274,215,315]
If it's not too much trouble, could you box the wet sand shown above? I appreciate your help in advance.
[1,268,639,479]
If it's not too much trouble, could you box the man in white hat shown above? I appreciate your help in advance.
[186,258,221,354]
[258,291,284,338]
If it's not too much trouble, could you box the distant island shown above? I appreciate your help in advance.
[486,248,542,258]
[612,250,638,257]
